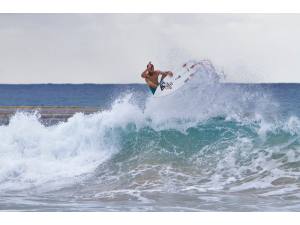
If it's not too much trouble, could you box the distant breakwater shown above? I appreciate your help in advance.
[0,106,100,125]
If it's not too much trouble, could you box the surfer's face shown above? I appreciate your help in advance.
[147,64,154,72]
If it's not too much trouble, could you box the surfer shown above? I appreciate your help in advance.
[141,62,173,94]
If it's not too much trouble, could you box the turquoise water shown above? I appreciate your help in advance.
[1,61,300,211]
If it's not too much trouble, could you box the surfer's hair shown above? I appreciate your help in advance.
[147,62,154,70]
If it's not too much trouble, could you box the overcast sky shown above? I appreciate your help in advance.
[0,14,300,83]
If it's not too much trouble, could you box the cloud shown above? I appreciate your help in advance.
[0,14,300,83]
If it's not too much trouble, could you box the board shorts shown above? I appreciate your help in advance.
[150,86,157,95]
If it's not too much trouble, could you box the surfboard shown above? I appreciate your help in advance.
[152,61,201,97]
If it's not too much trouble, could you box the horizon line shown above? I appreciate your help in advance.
[0,82,300,85]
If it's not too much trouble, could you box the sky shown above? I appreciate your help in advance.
[0,14,300,83]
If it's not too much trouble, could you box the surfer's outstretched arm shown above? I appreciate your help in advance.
[158,71,173,81]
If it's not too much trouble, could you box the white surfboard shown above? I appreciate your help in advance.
[152,61,201,98]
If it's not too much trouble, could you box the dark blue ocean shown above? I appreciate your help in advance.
[0,83,300,117]
[0,84,148,108]
[1,62,300,211]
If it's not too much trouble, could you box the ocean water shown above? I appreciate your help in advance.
[1,61,300,211]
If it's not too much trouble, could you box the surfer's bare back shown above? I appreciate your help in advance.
[141,62,173,94]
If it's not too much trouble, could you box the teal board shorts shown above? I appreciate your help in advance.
[150,87,157,95]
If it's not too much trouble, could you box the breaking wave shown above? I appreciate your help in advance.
[1,60,300,211]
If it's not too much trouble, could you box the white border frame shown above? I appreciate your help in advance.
[0,0,300,13]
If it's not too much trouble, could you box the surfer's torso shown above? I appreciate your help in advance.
[142,69,162,88]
